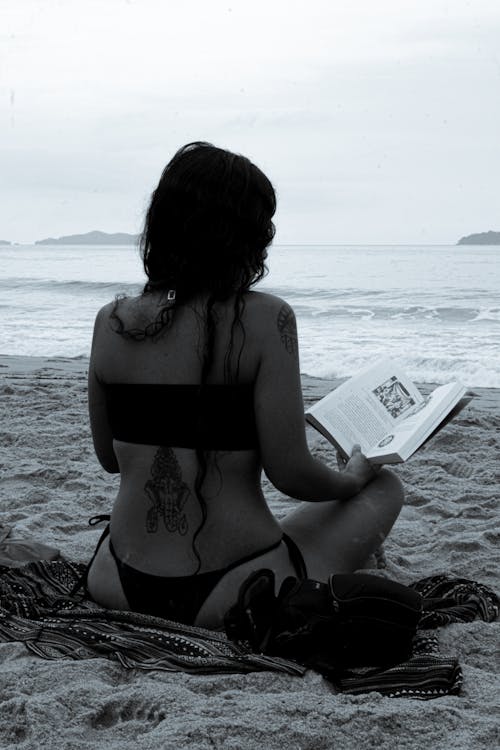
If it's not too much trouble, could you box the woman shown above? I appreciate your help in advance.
[86,142,404,630]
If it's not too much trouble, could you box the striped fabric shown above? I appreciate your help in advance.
[414,574,499,627]
[336,634,463,699]
[0,560,304,676]
[0,562,497,699]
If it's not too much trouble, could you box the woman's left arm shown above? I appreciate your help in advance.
[88,305,119,474]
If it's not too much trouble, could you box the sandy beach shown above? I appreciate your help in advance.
[0,354,498,750]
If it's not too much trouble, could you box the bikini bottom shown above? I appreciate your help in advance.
[82,516,308,626]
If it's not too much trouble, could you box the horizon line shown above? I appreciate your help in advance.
[1,241,467,247]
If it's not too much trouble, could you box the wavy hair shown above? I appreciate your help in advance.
[142,141,275,294]
[112,142,277,571]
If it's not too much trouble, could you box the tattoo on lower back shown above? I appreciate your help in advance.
[144,446,189,536]
[277,303,298,358]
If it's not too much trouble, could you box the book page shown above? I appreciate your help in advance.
[365,382,466,461]
[345,360,423,424]
[306,359,424,455]
[317,393,394,453]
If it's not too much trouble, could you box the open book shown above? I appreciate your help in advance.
[305,359,470,463]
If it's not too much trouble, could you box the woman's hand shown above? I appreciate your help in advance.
[340,444,379,493]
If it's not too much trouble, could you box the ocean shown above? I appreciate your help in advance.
[1,243,498,387]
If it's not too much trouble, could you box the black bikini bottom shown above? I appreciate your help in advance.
[83,516,307,626]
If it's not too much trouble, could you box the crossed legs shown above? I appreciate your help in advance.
[280,468,404,582]
[196,468,404,628]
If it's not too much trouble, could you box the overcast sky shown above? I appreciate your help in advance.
[1,0,499,244]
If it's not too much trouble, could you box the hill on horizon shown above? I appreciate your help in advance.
[457,230,500,245]
[35,230,139,245]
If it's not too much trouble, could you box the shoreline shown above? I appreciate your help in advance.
[1,352,498,406]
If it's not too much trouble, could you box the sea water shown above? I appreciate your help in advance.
[0,243,498,387]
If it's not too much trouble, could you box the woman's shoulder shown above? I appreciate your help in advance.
[93,295,149,332]
[94,300,115,322]
[233,293,296,366]
[243,290,294,319]
[242,291,296,338]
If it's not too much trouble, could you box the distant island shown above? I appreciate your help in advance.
[35,230,139,245]
[457,231,500,245]
[0,240,11,245]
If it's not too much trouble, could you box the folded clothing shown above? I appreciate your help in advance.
[0,524,60,567]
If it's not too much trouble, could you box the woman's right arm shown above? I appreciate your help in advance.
[253,295,376,501]
[88,304,120,474]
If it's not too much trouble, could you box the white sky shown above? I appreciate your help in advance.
[1,0,499,243]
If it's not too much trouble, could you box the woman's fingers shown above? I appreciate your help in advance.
[336,450,347,469]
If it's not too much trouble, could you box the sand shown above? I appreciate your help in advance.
[0,354,498,750]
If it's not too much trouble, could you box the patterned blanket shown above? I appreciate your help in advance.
[0,560,497,700]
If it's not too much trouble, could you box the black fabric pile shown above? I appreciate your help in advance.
[336,574,498,699]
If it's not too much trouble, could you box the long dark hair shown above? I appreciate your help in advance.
[112,141,276,570]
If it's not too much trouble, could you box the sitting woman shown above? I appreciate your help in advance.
[86,141,404,630]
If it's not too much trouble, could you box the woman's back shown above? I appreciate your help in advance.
[89,290,284,576]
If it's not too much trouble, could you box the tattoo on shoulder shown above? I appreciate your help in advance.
[144,446,190,536]
[277,303,298,358]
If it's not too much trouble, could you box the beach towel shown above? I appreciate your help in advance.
[0,560,497,700]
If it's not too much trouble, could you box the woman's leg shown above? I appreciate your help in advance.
[280,468,404,582]
[197,470,403,628]
[86,536,130,610]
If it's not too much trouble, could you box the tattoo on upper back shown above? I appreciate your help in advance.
[144,446,189,536]
[277,303,298,358]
